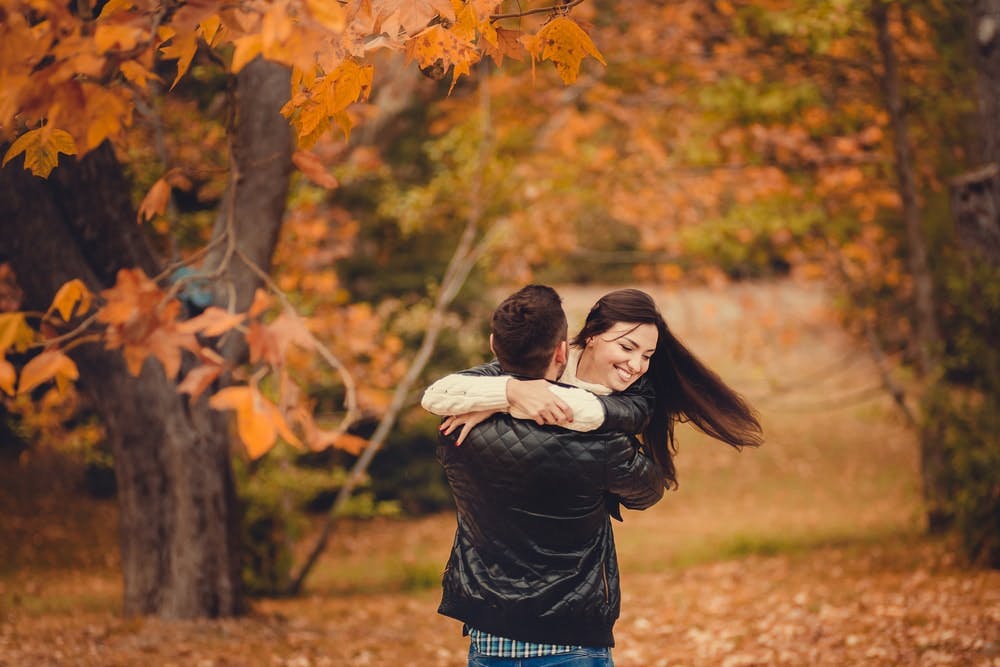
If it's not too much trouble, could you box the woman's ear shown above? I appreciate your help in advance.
[489,333,496,357]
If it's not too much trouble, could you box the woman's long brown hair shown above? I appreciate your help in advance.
[572,288,763,488]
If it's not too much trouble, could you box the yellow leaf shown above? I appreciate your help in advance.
[137,177,171,223]
[324,60,374,115]
[98,0,134,19]
[83,86,133,151]
[305,0,346,31]
[200,14,223,46]
[0,313,34,353]
[93,23,143,53]
[404,24,479,94]
[523,16,605,85]
[451,3,477,42]
[2,128,77,178]
[332,110,353,142]
[47,279,93,321]
[159,30,199,89]
[120,60,161,89]
[18,350,79,396]
[0,359,15,396]
[209,386,301,458]
[231,34,262,73]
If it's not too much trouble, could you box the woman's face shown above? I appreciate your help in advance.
[577,322,658,391]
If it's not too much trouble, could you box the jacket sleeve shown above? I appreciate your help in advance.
[604,433,665,511]
[421,363,607,432]
[595,374,655,435]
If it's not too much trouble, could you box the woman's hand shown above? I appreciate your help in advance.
[506,379,574,426]
[440,410,499,446]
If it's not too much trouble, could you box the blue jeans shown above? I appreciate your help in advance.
[468,645,614,667]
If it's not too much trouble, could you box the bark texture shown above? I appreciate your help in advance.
[0,57,293,617]
[0,143,244,617]
[871,1,947,531]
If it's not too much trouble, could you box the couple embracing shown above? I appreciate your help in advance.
[422,285,762,667]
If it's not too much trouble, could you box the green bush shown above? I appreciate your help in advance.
[234,443,401,596]
[925,388,1000,568]
[925,260,1000,568]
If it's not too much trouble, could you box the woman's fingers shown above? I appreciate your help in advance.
[441,410,498,445]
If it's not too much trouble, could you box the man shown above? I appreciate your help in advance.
[429,285,665,666]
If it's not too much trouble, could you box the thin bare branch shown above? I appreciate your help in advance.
[491,0,584,22]
[286,63,497,596]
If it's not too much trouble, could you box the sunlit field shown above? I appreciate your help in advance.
[1,282,996,666]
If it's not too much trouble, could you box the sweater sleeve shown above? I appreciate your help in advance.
[420,362,510,415]
[420,363,607,432]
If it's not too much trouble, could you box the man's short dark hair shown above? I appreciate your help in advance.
[491,285,568,378]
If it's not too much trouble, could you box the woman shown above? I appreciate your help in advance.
[422,288,762,487]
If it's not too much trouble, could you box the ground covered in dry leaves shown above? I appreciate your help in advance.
[1,514,998,667]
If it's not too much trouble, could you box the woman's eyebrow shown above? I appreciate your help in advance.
[622,336,656,354]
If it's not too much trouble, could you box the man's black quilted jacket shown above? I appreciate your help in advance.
[436,367,665,647]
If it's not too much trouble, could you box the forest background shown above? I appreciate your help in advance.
[0,0,998,664]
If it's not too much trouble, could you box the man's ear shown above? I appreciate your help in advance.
[489,333,496,357]
[553,340,568,365]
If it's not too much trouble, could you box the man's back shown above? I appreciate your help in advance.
[437,412,663,647]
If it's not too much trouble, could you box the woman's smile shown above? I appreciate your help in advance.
[577,322,659,391]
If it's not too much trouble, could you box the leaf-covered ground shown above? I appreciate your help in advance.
[2,282,998,666]
[1,516,997,666]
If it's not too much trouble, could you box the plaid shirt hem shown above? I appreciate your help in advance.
[466,626,583,658]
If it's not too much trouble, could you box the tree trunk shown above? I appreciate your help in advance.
[871,1,948,531]
[871,1,940,375]
[0,143,245,617]
[972,0,1000,164]
[951,1,1000,264]
[0,58,293,617]
[203,58,293,320]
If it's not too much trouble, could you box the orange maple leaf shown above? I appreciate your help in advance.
[376,0,455,37]
[209,386,302,458]
[98,268,198,379]
[137,177,171,223]
[176,306,246,337]
[18,349,79,396]
[481,26,524,67]
[522,16,606,85]
[405,24,480,93]
[247,321,282,366]
[178,361,224,400]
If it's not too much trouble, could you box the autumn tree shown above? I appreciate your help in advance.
[0,0,609,617]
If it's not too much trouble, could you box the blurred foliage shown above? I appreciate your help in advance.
[924,261,1000,568]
